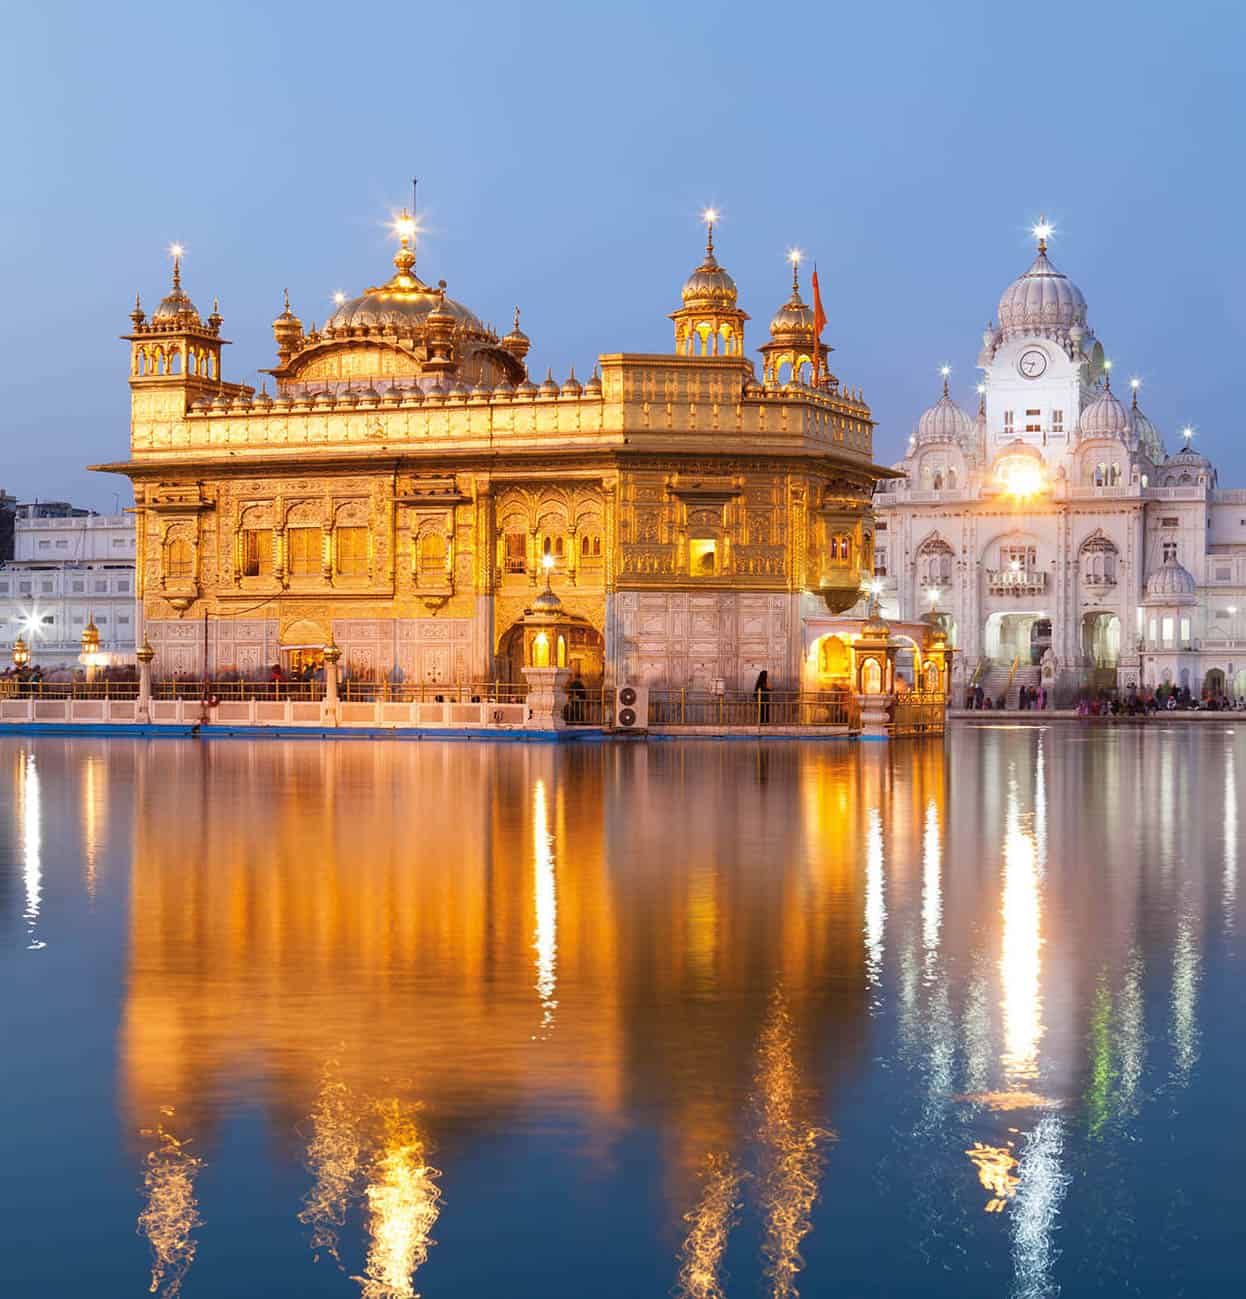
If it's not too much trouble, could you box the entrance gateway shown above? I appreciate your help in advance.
[983,611,1051,666]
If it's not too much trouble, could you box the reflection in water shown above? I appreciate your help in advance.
[1225,747,1237,931]
[966,1141,1020,1213]
[674,1153,747,1299]
[355,1100,442,1299]
[755,991,831,1299]
[300,1064,364,1269]
[864,809,885,991]
[1010,1116,1068,1299]
[533,778,558,1034]
[17,751,44,950]
[0,728,1214,1296]
[1171,912,1201,1087]
[1000,775,1042,1085]
[137,1109,204,1298]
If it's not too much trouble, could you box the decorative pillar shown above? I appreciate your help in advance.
[322,638,341,726]
[136,639,154,724]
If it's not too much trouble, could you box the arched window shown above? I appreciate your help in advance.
[419,532,446,571]
[947,468,957,490]
[164,536,192,579]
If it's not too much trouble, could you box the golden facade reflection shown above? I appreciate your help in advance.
[137,1109,203,1298]
[673,1152,746,1299]
[1000,774,1043,1086]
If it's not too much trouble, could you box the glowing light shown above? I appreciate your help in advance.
[168,242,185,259]
[358,1099,442,1299]
[1130,377,1141,391]
[1031,219,1054,245]
[1225,748,1237,930]
[701,207,719,226]
[674,1153,745,1299]
[392,211,418,243]
[786,247,803,266]
[333,291,346,306]
[1011,1117,1068,1295]
[1103,358,1113,372]
[1182,425,1194,442]
[927,586,941,608]
[1171,912,1200,1086]
[922,799,942,963]
[999,460,1046,499]
[532,779,558,1033]
[1009,559,1021,573]
[542,553,555,572]
[977,383,986,395]
[137,1111,204,1299]
[939,364,951,378]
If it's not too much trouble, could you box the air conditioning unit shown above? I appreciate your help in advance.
[612,684,649,731]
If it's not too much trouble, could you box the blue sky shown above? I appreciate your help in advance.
[3,0,1242,509]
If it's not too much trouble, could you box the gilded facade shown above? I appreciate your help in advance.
[98,210,889,688]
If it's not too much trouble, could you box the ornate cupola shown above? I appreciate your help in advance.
[272,288,303,364]
[758,252,833,387]
[124,246,242,405]
[501,307,531,370]
[669,211,749,358]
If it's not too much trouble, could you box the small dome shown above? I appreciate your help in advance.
[253,388,273,409]
[582,367,602,397]
[1167,443,1212,469]
[314,388,336,407]
[770,289,814,336]
[151,255,201,325]
[380,385,403,406]
[531,586,562,613]
[538,369,560,397]
[682,253,738,308]
[915,380,974,445]
[516,377,539,399]
[424,379,448,402]
[357,384,380,405]
[502,307,530,353]
[210,392,231,411]
[337,387,360,408]
[1145,555,1197,602]
[560,368,582,397]
[401,386,425,406]
[997,244,1087,341]
[470,380,493,400]
[1129,397,1164,460]
[1076,384,1130,440]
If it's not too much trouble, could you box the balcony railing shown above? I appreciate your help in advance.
[987,568,1048,596]
[647,689,861,729]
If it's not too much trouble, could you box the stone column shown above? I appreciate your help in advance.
[136,640,154,724]
[856,692,891,739]
[322,639,341,726]
[523,666,572,731]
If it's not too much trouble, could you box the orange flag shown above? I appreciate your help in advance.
[811,265,827,384]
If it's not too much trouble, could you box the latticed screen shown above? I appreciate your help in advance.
[241,529,272,576]
[165,538,192,578]
[504,533,527,573]
[335,527,368,575]
[288,527,323,576]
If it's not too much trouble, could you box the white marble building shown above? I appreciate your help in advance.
[0,512,137,668]
[874,223,1246,703]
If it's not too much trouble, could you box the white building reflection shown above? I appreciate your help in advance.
[16,750,44,951]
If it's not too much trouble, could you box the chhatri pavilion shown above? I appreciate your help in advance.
[97,203,890,691]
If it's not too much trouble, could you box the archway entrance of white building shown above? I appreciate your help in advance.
[984,612,1051,666]
[1081,612,1120,691]
[495,621,605,687]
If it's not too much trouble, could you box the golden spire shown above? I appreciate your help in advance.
[940,364,951,398]
[391,208,418,279]
[787,248,802,295]
[168,244,185,290]
[702,208,719,258]
[1032,215,1052,255]
[1130,377,1140,409]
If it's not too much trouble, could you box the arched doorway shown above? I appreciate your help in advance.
[984,611,1051,665]
[1203,668,1226,699]
[813,634,852,687]
[497,619,605,685]
[279,618,330,676]
[1082,612,1120,667]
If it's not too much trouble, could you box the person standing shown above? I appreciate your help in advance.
[753,670,772,724]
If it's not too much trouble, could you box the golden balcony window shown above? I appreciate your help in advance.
[829,534,852,565]
[288,526,323,577]
[504,532,527,574]
[164,537,192,579]
[241,529,272,577]
[335,526,368,576]
[418,532,446,571]
[580,534,604,565]
[689,538,718,576]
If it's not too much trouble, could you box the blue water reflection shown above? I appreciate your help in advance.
[0,727,1242,1297]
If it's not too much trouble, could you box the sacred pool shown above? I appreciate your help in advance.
[1,727,1240,1297]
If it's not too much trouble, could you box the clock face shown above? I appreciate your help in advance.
[1018,348,1048,379]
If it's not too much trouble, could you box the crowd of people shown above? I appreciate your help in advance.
[0,663,138,695]
[962,679,1244,714]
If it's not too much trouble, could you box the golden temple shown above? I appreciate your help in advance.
[96,204,889,688]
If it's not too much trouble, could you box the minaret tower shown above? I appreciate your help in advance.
[123,246,246,439]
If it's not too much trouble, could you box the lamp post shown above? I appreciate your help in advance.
[926,585,941,624]
[80,615,102,684]
[12,637,29,669]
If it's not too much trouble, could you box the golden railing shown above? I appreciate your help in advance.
[889,691,947,735]
[647,689,861,729]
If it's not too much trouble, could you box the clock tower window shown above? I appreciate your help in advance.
[1052,409,1064,433]
[1004,410,1014,434]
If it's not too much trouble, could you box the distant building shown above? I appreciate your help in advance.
[874,223,1246,703]
[0,510,137,668]
[0,489,15,562]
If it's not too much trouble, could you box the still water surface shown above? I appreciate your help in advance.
[0,728,1242,1297]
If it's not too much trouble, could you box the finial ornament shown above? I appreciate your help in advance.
[1130,377,1141,409]
[513,306,521,331]
[787,248,802,294]
[1032,215,1053,254]
[1103,358,1113,390]
[283,287,290,312]
[939,364,951,397]
[1182,425,1194,443]
[702,208,719,257]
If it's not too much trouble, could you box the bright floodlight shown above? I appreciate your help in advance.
[1130,377,1141,390]
[702,207,719,225]
[940,365,951,377]
[542,554,555,571]
[1032,219,1053,244]
[1182,426,1194,441]
[333,291,346,305]
[928,586,940,606]
[393,212,417,242]
[787,247,802,265]
[977,383,986,395]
